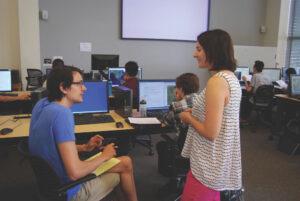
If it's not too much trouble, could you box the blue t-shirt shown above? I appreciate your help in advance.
[29,98,81,201]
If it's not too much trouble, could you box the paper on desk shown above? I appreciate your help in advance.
[275,80,288,89]
[128,117,161,124]
[244,75,252,81]
[85,152,120,176]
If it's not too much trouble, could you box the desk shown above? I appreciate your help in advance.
[0,91,32,115]
[271,94,300,139]
[0,111,170,155]
[0,111,133,139]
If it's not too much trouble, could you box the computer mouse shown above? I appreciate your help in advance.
[0,128,13,135]
[116,122,124,128]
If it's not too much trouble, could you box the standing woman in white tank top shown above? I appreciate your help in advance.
[180,29,242,201]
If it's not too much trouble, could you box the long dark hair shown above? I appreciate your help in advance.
[197,29,236,72]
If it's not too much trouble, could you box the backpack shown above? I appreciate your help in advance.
[156,140,178,177]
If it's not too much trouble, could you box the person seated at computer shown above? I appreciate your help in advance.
[283,68,297,93]
[162,73,199,148]
[43,58,65,87]
[242,60,271,94]
[29,66,138,201]
[240,60,272,122]
[122,61,139,108]
[0,94,30,102]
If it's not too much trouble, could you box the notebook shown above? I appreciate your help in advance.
[85,152,120,176]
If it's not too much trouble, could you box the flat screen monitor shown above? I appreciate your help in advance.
[70,81,109,114]
[282,67,300,82]
[235,66,249,81]
[290,74,300,98]
[138,80,176,110]
[0,70,12,92]
[262,68,281,82]
[46,68,52,75]
[91,54,119,71]
[108,67,142,86]
[122,0,210,41]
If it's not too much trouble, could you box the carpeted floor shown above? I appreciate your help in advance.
[0,125,299,201]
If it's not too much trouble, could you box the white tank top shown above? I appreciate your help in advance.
[181,72,242,190]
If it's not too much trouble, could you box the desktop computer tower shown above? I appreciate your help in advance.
[31,87,48,109]
[112,86,133,118]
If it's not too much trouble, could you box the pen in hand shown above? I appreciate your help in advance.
[99,145,118,150]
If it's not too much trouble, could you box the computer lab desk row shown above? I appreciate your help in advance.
[0,110,171,155]
[270,94,300,139]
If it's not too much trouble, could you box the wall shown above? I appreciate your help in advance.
[39,0,281,90]
[0,0,20,70]
[18,0,41,89]
[210,0,266,46]
[276,0,291,69]
[264,0,281,46]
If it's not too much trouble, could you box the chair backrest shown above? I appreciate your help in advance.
[26,69,44,90]
[18,139,67,201]
[253,85,274,105]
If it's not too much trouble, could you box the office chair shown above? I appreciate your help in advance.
[18,139,115,201]
[156,130,190,201]
[26,69,44,91]
[249,84,274,133]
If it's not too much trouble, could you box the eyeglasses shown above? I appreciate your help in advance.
[71,80,84,86]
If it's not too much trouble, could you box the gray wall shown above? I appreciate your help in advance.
[39,0,276,90]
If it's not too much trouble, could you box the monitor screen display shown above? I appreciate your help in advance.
[46,68,52,75]
[91,54,119,71]
[139,80,176,110]
[70,81,109,114]
[0,70,12,92]
[122,0,210,41]
[235,66,249,81]
[282,67,300,82]
[262,68,281,82]
[290,74,300,98]
[108,67,142,86]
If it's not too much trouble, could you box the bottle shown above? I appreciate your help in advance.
[139,97,147,117]
[108,81,112,96]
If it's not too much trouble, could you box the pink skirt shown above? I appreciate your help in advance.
[181,170,220,201]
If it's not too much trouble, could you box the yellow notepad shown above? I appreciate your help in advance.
[85,152,120,176]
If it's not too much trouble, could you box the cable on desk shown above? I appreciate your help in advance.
[12,121,22,130]
[0,118,18,126]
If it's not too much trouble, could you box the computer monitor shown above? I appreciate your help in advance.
[0,70,12,92]
[108,67,142,86]
[138,80,176,110]
[283,67,300,81]
[262,68,281,82]
[70,81,109,114]
[46,68,52,75]
[289,74,300,98]
[235,66,249,81]
[91,54,119,71]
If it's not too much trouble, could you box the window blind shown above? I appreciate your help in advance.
[287,0,300,68]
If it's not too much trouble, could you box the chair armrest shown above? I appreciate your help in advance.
[57,174,96,194]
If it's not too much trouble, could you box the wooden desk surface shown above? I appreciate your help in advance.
[275,94,300,102]
[0,91,31,96]
[0,111,134,139]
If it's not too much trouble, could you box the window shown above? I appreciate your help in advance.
[287,0,300,68]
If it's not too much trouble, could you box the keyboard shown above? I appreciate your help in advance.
[0,93,18,96]
[74,114,115,125]
[146,110,168,120]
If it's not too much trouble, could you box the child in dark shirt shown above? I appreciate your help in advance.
[122,61,139,108]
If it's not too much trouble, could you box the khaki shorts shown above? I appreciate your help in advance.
[70,172,120,201]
